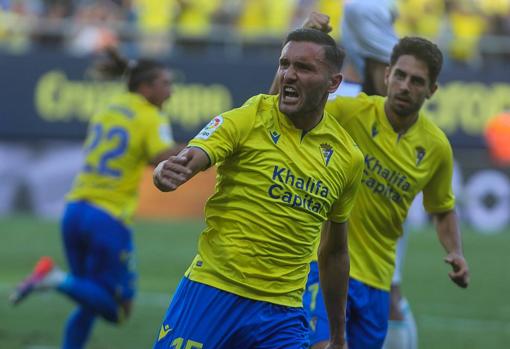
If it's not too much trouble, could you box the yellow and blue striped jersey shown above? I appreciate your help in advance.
[67,92,174,224]
[326,93,455,290]
[185,94,364,307]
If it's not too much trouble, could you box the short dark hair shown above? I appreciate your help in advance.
[91,47,166,92]
[127,60,166,92]
[390,37,443,85]
[283,28,345,72]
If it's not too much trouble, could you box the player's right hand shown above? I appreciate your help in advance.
[302,12,332,33]
[444,253,470,289]
[153,155,192,192]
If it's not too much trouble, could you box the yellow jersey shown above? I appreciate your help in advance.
[186,94,364,307]
[67,92,173,224]
[326,93,455,290]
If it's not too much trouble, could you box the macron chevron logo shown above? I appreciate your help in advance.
[371,122,379,138]
[158,324,172,341]
[270,131,281,144]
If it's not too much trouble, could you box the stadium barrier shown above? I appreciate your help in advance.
[1,50,509,233]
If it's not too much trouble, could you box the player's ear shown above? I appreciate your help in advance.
[427,82,438,99]
[384,66,391,87]
[328,72,343,93]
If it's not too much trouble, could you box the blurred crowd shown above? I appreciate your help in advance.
[1,0,510,64]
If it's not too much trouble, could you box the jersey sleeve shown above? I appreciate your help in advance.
[328,146,364,223]
[422,140,456,213]
[188,103,256,165]
[144,111,175,160]
[326,93,368,126]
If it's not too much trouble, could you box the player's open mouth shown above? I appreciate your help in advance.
[282,86,300,103]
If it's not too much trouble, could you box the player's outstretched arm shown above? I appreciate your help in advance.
[432,210,470,288]
[317,221,349,349]
[153,147,210,192]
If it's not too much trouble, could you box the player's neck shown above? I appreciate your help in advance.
[283,96,327,131]
[384,104,419,134]
[287,110,324,131]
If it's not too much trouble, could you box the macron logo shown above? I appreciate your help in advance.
[270,131,280,144]
[158,324,172,341]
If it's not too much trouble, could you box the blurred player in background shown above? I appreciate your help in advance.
[304,8,419,349]
[152,28,364,349]
[10,49,179,349]
[283,34,470,348]
[341,0,398,97]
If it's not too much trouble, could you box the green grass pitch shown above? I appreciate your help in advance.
[0,215,509,348]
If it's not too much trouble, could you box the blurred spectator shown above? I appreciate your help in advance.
[132,0,177,56]
[0,1,34,52]
[315,0,343,40]
[444,0,487,64]
[395,0,445,40]
[30,1,71,49]
[0,0,510,64]
[175,0,222,36]
[67,1,120,56]
[237,0,298,38]
[479,0,510,63]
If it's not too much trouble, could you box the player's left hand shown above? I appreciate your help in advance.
[444,253,470,288]
[153,155,191,192]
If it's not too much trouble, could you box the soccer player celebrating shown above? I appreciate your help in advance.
[304,9,419,349]
[300,36,471,349]
[10,49,179,349]
[152,28,364,349]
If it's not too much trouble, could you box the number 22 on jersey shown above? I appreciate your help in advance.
[83,123,129,177]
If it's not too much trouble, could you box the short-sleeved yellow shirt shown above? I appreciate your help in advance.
[186,94,364,307]
[67,92,173,224]
[326,93,455,290]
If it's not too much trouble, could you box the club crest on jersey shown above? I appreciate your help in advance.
[270,130,281,144]
[195,115,224,140]
[320,143,334,166]
[416,146,426,166]
[371,122,379,138]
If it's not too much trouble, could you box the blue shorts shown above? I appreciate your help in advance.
[153,277,309,349]
[61,201,136,301]
[303,262,389,349]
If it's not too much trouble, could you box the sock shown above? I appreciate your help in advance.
[400,298,418,349]
[62,307,96,349]
[39,267,67,289]
[382,298,418,349]
[383,321,409,349]
[58,275,119,323]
